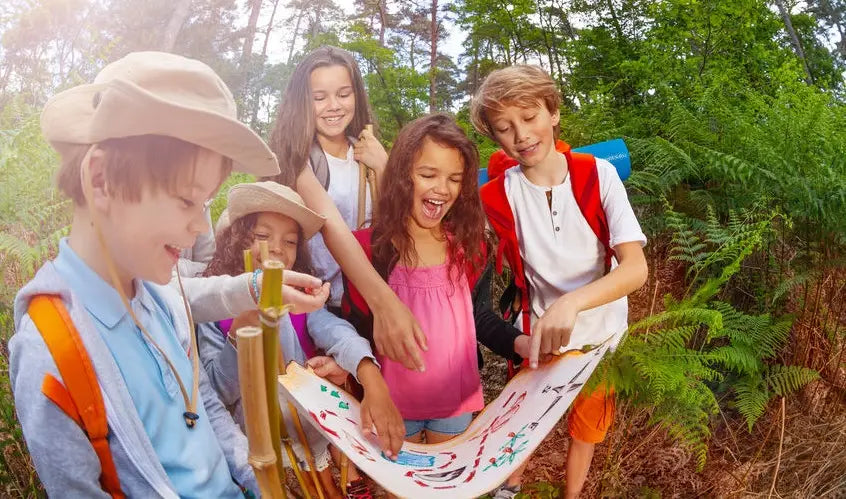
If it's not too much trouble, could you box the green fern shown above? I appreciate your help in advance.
[764,365,819,398]
[592,207,818,469]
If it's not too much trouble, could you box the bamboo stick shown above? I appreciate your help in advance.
[236,326,285,499]
[260,240,270,265]
[356,124,374,229]
[287,398,325,499]
[277,315,324,499]
[340,454,350,495]
[244,249,254,273]
[259,260,284,469]
[260,259,316,498]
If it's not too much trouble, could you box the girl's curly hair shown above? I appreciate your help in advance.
[204,213,314,277]
[371,113,489,279]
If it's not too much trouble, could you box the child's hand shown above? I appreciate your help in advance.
[286,281,330,314]
[263,268,329,313]
[360,382,405,460]
[529,297,578,368]
[353,128,388,173]
[306,356,349,386]
[514,334,553,365]
[372,292,428,372]
[356,359,405,459]
[254,269,327,313]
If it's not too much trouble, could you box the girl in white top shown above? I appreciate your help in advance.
[266,46,388,309]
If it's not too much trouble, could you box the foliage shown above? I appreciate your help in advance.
[591,204,820,470]
[1,0,844,493]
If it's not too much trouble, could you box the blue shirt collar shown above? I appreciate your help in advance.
[53,238,157,329]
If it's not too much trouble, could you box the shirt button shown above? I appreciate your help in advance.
[553,211,558,216]
[555,227,560,232]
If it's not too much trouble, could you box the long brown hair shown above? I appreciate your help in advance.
[204,213,314,277]
[371,113,488,279]
[265,46,374,187]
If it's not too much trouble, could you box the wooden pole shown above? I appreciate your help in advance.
[237,326,286,498]
[340,454,350,495]
[259,240,270,266]
[244,249,254,273]
[259,258,316,498]
[287,401,326,499]
[357,124,374,229]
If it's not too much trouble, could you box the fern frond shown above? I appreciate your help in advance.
[734,375,771,431]
[764,365,819,397]
[0,232,37,276]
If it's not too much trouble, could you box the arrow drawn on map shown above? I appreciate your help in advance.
[528,396,562,431]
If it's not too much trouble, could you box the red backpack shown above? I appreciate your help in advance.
[340,228,486,339]
[480,142,613,375]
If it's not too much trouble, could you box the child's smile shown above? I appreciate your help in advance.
[311,65,356,143]
[97,147,226,291]
[410,138,464,231]
[490,101,560,170]
[250,212,300,270]
[421,197,447,220]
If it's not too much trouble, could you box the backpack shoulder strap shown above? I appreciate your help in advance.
[309,140,330,190]
[568,151,613,272]
[28,295,124,498]
[341,229,376,320]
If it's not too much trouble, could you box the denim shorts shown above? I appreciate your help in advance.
[404,412,473,438]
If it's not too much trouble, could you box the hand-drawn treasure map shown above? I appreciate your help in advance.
[278,336,613,498]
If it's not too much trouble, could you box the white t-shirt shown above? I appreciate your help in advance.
[308,146,373,307]
[504,158,646,349]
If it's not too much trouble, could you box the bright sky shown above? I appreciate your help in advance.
[259,0,466,66]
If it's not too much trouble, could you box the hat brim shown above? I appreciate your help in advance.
[228,184,325,240]
[42,79,280,177]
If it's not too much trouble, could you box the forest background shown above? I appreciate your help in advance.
[1,0,844,497]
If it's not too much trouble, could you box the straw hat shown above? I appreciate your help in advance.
[214,209,231,238]
[228,182,325,239]
[41,51,279,177]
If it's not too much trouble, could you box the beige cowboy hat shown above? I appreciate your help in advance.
[214,209,231,238]
[41,51,279,177]
[228,181,325,240]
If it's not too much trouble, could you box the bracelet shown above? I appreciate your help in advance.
[250,269,262,303]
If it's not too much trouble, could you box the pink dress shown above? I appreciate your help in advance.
[379,259,484,420]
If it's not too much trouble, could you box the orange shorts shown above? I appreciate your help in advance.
[567,383,615,444]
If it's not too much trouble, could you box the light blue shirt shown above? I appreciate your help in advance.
[53,238,242,498]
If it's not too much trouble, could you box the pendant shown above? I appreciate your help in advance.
[183,411,200,428]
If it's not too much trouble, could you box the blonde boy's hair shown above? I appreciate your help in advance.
[470,65,561,139]
[57,135,232,206]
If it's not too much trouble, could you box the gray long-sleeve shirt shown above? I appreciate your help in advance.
[198,307,377,468]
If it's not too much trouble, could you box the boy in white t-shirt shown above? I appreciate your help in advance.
[471,65,649,498]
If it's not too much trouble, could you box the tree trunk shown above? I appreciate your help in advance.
[378,0,388,46]
[775,0,814,84]
[241,0,263,70]
[160,0,192,52]
[250,0,282,128]
[604,0,626,42]
[410,37,416,72]
[429,0,438,113]
[471,40,479,94]
[287,5,305,65]
[259,0,281,60]
[311,4,322,41]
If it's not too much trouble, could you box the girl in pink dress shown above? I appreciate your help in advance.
[342,114,531,446]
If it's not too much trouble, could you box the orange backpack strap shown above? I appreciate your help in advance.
[28,294,124,498]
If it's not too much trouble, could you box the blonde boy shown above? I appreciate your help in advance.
[9,52,281,497]
[472,66,648,498]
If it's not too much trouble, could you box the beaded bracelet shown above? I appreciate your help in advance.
[250,268,262,303]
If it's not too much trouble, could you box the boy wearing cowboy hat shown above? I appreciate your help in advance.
[8,52,287,497]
